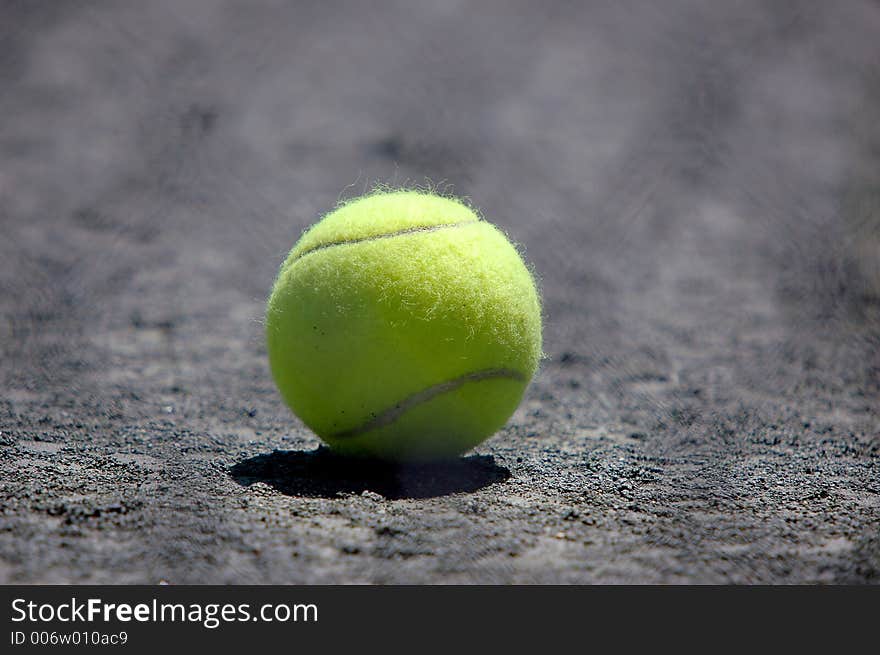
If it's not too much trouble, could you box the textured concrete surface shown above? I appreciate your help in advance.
[1,0,879,583]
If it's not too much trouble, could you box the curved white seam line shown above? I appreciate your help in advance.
[287,220,481,266]
[331,368,526,440]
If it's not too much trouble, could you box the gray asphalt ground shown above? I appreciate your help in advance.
[2,0,879,584]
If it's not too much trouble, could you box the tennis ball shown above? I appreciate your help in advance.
[266,190,542,461]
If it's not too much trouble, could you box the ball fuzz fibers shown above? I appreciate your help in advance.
[266,190,542,461]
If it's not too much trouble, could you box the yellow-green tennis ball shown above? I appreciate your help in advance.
[266,190,542,461]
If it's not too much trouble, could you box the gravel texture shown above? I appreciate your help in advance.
[1,0,879,584]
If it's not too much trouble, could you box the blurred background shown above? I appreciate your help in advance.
[1,0,878,583]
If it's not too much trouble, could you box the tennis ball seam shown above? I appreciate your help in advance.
[330,367,526,440]
[288,219,480,266]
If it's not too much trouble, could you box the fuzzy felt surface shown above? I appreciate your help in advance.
[284,191,482,266]
[267,192,542,459]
